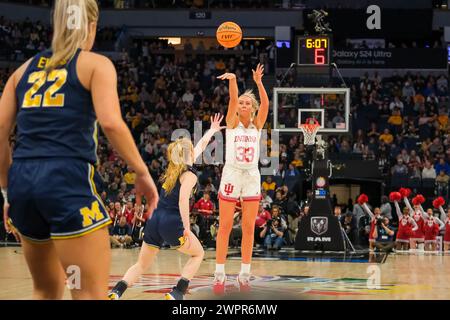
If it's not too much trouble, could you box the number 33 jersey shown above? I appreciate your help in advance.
[219,122,261,201]
[225,122,261,170]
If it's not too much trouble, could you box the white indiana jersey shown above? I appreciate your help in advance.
[225,121,261,169]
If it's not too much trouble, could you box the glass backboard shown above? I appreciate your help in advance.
[273,87,350,133]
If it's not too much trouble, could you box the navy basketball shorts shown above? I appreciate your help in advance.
[8,159,111,242]
[143,209,185,249]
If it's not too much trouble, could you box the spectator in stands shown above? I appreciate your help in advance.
[388,108,403,134]
[260,189,273,210]
[391,157,409,176]
[255,203,271,245]
[402,81,416,98]
[285,163,300,177]
[193,192,215,218]
[436,170,450,198]
[262,176,276,193]
[379,128,394,145]
[273,190,287,214]
[422,160,437,179]
[110,216,133,248]
[435,158,450,176]
[123,200,134,225]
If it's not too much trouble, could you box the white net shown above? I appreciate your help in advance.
[299,119,320,145]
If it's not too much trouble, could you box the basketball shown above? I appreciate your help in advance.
[216,21,242,48]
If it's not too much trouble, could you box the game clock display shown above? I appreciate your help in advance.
[298,36,331,66]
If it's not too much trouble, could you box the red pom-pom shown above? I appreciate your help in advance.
[357,194,369,205]
[389,192,402,202]
[399,188,411,198]
[433,197,445,209]
[412,194,425,206]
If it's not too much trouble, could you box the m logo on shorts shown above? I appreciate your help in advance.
[224,183,234,196]
[80,201,105,227]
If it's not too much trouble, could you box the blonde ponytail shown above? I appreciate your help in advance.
[160,138,194,194]
[46,0,98,70]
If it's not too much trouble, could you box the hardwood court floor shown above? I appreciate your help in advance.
[1,247,450,300]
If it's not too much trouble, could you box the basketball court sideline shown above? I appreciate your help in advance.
[1,247,449,300]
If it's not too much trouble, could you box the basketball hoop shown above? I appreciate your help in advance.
[299,118,320,145]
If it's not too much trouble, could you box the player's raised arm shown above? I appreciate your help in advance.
[253,63,269,130]
[193,113,226,161]
[217,72,239,128]
[89,54,159,212]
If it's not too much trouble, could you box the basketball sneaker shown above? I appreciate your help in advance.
[165,287,184,300]
[213,272,226,295]
[108,291,120,300]
[236,273,251,293]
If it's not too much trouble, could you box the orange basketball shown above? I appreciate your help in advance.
[216,21,242,48]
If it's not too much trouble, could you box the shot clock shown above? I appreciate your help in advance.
[297,36,331,66]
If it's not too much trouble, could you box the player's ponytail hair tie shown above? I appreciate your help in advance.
[399,188,411,199]
[389,191,402,202]
[433,196,446,209]
[357,194,368,205]
[412,194,425,206]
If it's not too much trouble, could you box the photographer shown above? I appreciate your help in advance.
[372,216,395,252]
[260,217,285,250]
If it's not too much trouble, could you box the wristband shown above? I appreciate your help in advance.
[1,188,7,204]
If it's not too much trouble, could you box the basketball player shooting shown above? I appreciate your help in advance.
[213,63,269,294]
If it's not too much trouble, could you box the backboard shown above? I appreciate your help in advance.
[273,87,350,134]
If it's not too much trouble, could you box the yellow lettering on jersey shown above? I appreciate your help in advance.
[43,69,67,107]
[80,201,105,227]
[22,71,46,108]
[22,69,67,108]
[37,57,49,69]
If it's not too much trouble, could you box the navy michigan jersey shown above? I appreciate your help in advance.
[14,48,98,164]
[143,166,197,249]
[8,49,111,242]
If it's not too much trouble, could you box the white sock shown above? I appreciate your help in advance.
[240,263,251,275]
[215,264,225,275]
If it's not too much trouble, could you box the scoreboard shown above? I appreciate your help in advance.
[297,36,331,66]
[295,35,332,86]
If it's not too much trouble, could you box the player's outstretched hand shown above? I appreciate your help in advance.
[252,63,264,84]
[135,172,159,215]
[210,113,226,133]
[217,73,236,81]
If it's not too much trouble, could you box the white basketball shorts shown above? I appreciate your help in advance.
[218,165,261,202]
